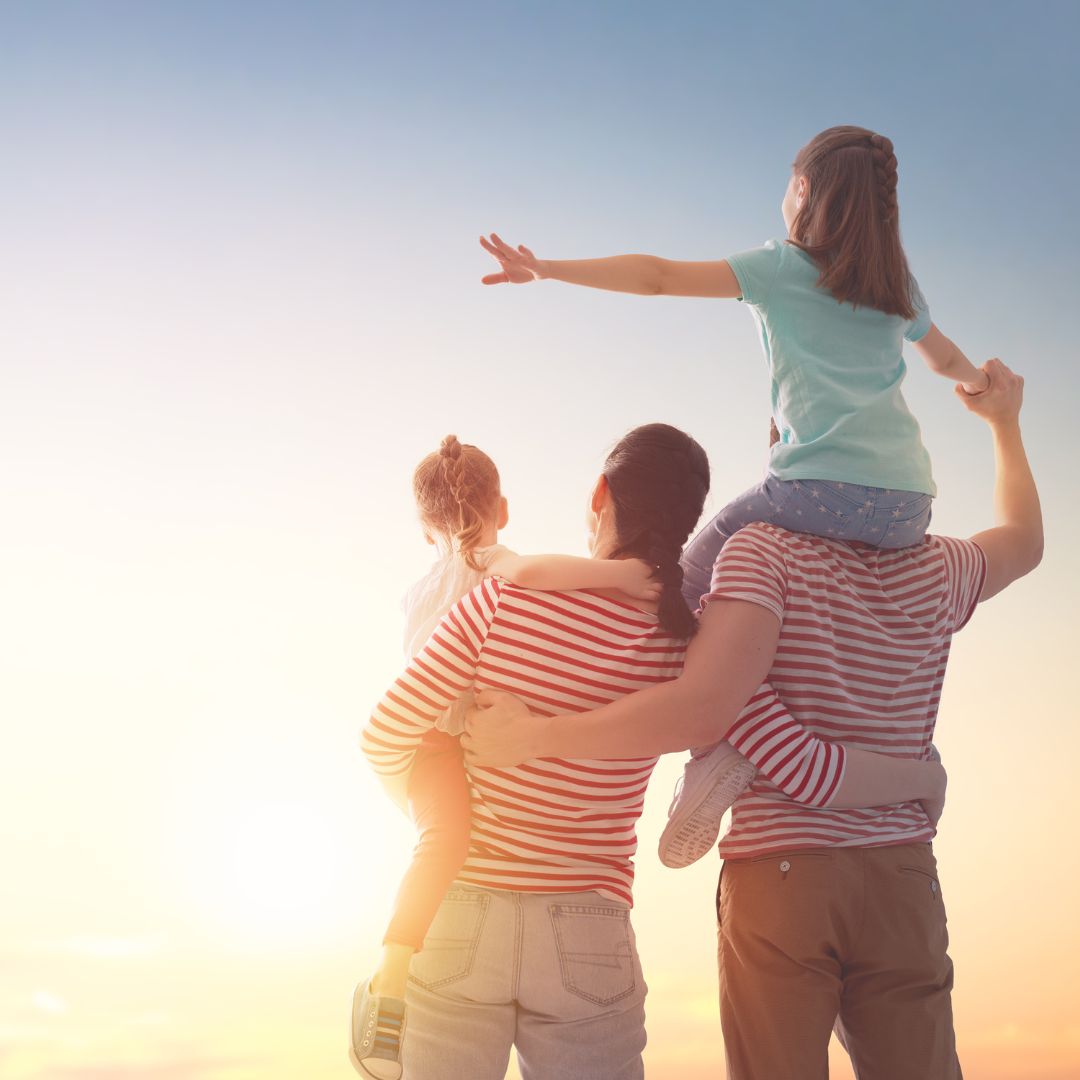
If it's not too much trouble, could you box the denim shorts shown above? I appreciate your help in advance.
[681,475,933,611]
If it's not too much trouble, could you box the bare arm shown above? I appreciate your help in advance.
[956,359,1043,601]
[913,324,989,394]
[484,549,660,601]
[479,233,742,298]
[830,748,945,813]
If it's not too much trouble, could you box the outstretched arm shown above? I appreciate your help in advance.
[485,549,660,602]
[479,233,742,298]
[913,324,989,395]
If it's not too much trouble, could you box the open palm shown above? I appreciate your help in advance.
[479,232,543,285]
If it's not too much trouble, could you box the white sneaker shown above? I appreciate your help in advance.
[658,742,756,868]
[349,979,406,1079]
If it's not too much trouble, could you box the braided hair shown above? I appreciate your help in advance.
[601,423,710,640]
[788,125,916,319]
[412,435,501,570]
[867,132,899,224]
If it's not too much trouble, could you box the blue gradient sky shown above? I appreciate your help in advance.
[4,4,1078,1078]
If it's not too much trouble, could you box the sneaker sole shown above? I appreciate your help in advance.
[658,760,757,869]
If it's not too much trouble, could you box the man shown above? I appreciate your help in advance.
[463,359,1041,1078]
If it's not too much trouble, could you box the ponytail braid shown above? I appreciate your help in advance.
[644,527,695,640]
[868,132,899,224]
[602,423,710,640]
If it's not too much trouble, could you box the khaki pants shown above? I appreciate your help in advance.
[718,843,962,1080]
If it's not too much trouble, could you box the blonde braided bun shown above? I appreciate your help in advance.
[413,435,501,570]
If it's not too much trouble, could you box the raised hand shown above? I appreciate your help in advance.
[954,357,1024,424]
[479,233,545,285]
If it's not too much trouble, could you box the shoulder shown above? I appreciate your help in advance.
[442,577,505,642]
[726,240,786,305]
[491,581,663,630]
[713,522,795,583]
[925,533,980,560]
[472,543,513,572]
[925,534,988,579]
[724,521,792,557]
[728,238,785,270]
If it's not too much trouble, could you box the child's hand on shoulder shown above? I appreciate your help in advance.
[616,558,664,602]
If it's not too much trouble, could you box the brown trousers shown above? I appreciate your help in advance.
[717,843,962,1080]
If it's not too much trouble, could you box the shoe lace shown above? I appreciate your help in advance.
[667,774,685,817]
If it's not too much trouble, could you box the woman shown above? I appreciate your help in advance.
[360,422,945,1080]
[360,423,709,1080]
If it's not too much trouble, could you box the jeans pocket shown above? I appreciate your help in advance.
[550,903,637,1006]
[879,496,933,549]
[410,887,489,990]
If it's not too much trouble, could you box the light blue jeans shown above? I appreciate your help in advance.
[403,884,646,1080]
[681,475,933,611]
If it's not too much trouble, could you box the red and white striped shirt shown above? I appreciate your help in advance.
[707,523,986,858]
[363,580,687,905]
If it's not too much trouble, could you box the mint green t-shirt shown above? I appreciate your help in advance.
[728,239,936,496]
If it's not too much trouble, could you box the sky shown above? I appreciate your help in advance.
[2,1,1079,1077]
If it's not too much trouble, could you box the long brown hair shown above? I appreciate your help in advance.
[789,125,915,318]
[602,423,710,640]
[413,435,501,570]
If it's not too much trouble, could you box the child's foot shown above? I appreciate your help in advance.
[349,979,406,1079]
[657,743,756,868]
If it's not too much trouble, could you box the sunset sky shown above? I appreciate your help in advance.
[3,2,1079,1078]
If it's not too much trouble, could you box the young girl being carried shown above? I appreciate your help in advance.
[350,434,659,1080]
[478,124,984,860]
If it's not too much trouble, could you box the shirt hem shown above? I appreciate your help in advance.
[718,829,934,861]
[767,463,937,498]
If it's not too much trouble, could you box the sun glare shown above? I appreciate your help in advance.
[194,798,342,937]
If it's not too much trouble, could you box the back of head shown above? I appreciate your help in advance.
[413,435,501,570]
[602,423,710,640]
[790,125,915,319]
